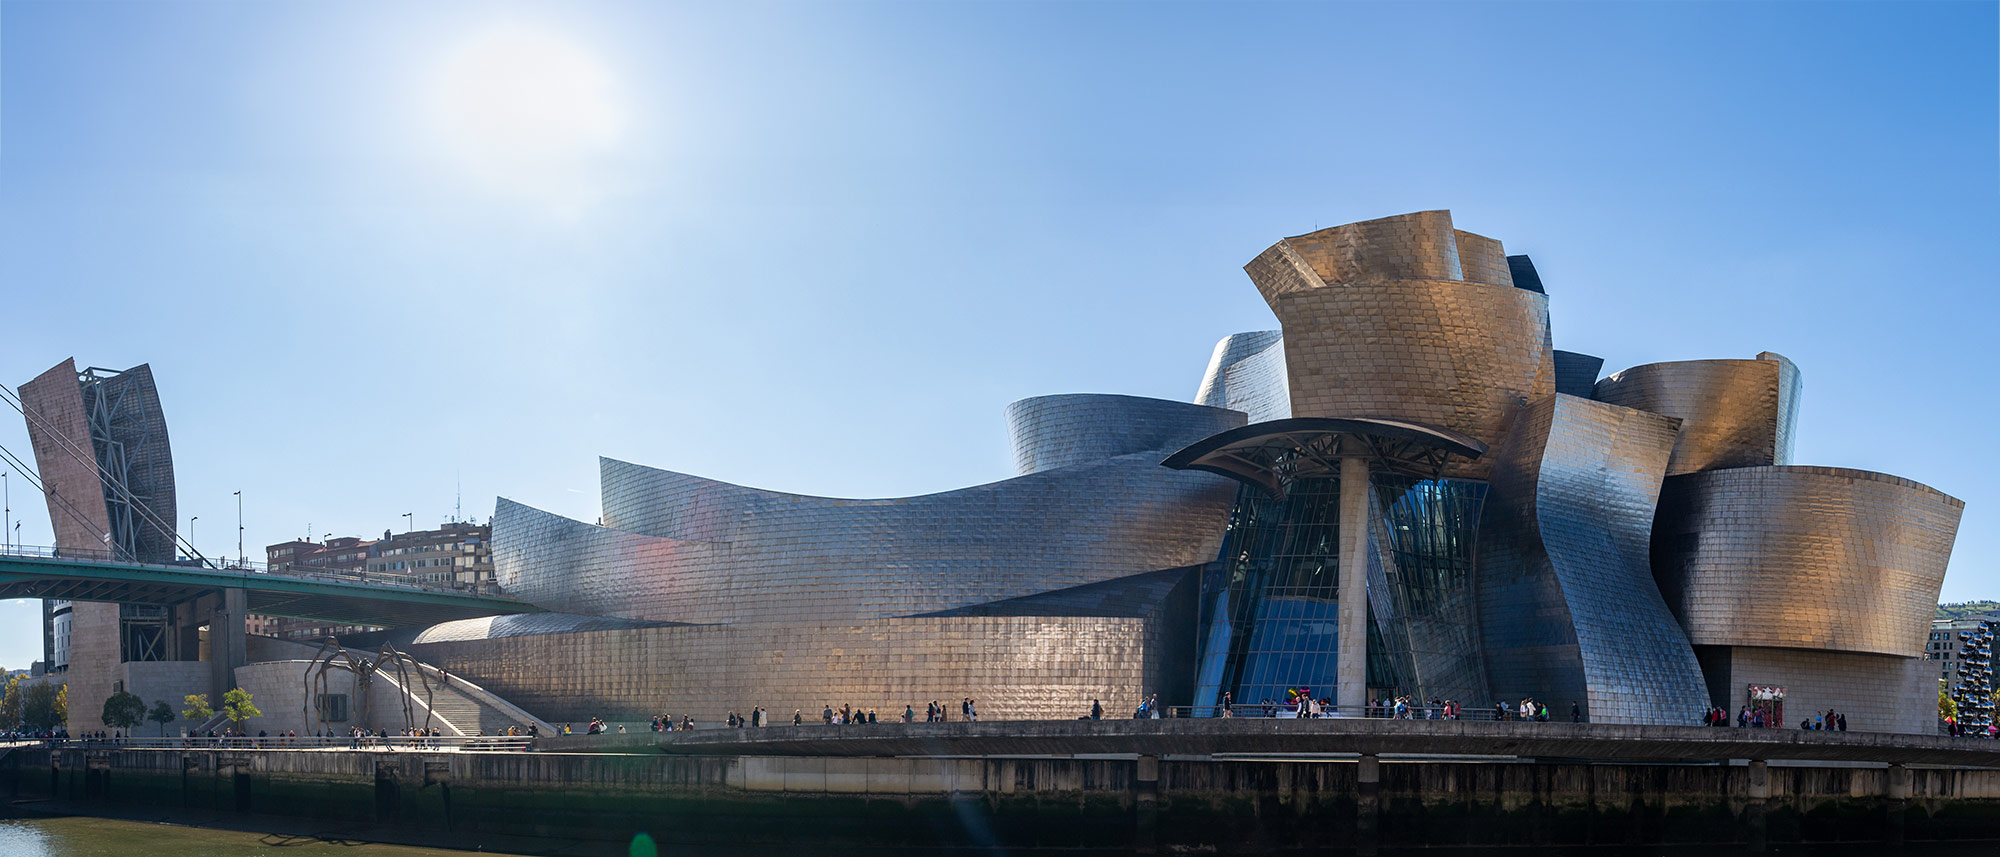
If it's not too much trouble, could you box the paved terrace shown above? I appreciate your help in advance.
[540,718,2000,768]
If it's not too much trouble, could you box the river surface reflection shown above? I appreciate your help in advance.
[1,814,1993,856]
[0,816,536,857]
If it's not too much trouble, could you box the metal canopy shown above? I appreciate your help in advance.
[1161,417,1488,497]
[0,555,542,629]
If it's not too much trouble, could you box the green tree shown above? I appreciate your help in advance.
[182,693,214,728]
[146,701,176,736]
[54,684,66,727]
[1941,682,1960,722]
[0,674,20,729]
[220,688,261,736]
[21,682,63,732]
[100,690,146,736]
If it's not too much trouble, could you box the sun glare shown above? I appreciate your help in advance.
[426,22,628,207]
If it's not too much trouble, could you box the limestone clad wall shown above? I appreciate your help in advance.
[403,615,1178,724]
[1693,645,1936,734]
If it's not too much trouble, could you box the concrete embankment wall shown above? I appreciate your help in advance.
[5,747,1998,851]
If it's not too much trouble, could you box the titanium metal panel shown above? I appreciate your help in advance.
[1193,331,1291,423]
[1453,230,1513,288]
[1652,466,1961,658]
[1476,394,1708,725]
[1005,394,1244,477]
[1248,211,1466,306]
[1552,350,1604,399]
[1261,278,1554,474]
[1592,353,1802,476]
[497,452,1239,625]
[1507,255,1546,294]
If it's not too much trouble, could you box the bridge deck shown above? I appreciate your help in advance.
[0,552,540,627]
[543,718,2000,768]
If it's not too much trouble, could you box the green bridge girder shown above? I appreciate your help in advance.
[0,555,542,629]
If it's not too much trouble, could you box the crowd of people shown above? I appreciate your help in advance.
[618,698,987,733]
[1698,705,1852,731]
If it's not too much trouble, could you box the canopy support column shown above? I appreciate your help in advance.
[1338,454,1370,713]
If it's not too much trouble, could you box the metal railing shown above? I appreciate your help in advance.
[0,543,498,597]
[1067,704,1545,722]
[36,735,534,752]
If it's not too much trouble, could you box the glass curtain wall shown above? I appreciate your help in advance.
[1366,475,1488,706]
[1194,475,1394,714]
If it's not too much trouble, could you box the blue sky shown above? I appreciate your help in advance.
[1,1,1994,670]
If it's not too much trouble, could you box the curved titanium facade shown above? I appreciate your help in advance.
[496,454,1238,626]
[1652,466,1962,658]
[1241,212,1553,474]
[414,208,1961,734]
[1194,331,1291,423]
[1552,350,1604,399]
[1247,211,1476,305]
[1262,280,1553,473]
[1591,353,1802,476]
[1005,394,1244,477]
[1477,394,1708,725]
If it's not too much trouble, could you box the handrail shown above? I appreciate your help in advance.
[0,543,505,598]
[35,735,534,751]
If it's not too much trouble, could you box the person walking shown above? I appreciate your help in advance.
[1571,701,1581,723]
[1090,699,1102,721]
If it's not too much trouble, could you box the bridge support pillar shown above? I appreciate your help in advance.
[1355,753,1380,855]
[208,588,247,700]
[1744,760,1768,852]
[1133,754,1159,854]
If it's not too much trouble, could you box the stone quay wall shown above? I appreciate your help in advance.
[3,745,1997,851]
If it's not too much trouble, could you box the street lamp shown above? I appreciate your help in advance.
[3,470,9,551]
[403,512,413,534]
[235,491,244,567]
[189,516,198,559]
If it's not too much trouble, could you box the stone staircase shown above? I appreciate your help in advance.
[379,666,551,737]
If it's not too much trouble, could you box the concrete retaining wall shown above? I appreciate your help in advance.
[5,747,1997,851]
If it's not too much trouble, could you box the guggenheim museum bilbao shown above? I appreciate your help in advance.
[397,209,1958,732]
[26,210,1966,734]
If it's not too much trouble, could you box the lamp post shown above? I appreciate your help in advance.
[235,491,244,567]
[3,470,9,551]
[189,516,197,559]
[403,512,413,534]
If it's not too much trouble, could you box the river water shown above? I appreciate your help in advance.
[0,816,539,857]
[2,814,1993,856]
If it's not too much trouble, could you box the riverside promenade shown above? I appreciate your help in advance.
[7,719,1999,853]
[541,716,2000,767]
